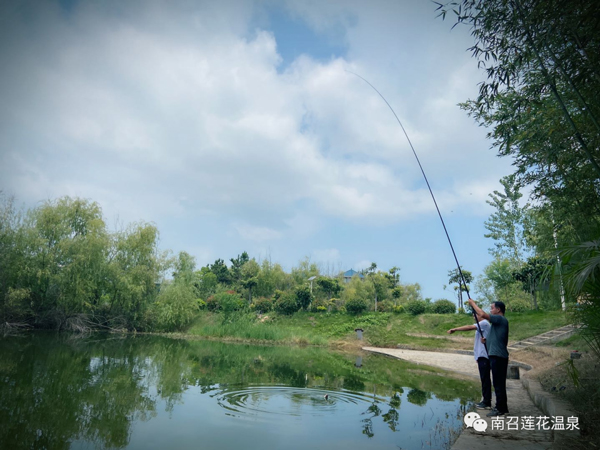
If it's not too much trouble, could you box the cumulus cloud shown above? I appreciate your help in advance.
[0,0,513,299]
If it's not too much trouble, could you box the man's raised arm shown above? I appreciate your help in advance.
[468,298,490,321]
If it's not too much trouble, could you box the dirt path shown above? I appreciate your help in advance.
[362,346,480,378]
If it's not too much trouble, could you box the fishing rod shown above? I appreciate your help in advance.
[346,70,487,352]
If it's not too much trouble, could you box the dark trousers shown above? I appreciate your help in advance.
[477,357,492,405]
[490,356,509,413]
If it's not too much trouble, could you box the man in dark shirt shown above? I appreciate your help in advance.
[468,298,510,417]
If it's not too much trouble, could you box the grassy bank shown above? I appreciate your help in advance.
[184,309,569,348]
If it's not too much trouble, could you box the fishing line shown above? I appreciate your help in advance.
[345,70,487,350]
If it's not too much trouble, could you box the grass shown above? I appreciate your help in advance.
[186,311,329,346]
[184,309,569,349]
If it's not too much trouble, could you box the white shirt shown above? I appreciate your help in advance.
[473,319,490,360]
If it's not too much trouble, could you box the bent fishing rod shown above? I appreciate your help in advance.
[346,70,487,352]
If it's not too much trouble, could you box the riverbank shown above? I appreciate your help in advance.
[363,335,594,449]
[182,309,568,349]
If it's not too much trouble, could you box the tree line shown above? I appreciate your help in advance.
[0,194,459,333]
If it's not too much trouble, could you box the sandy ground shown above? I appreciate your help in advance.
[362,346,480,378]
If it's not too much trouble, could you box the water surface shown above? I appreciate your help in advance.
[0,333,478,449]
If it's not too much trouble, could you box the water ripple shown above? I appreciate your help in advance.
[212,385,387,419]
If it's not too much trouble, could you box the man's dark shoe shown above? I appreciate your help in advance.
[486,409,508,417]
[475,402,491,410]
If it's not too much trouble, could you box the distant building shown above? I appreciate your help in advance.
[343,269,365,283]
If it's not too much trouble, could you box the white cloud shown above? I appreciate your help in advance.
[235,223,283,242]
[0,0,516,301]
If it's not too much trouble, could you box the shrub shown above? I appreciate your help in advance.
[206,291,245,312]
[295,286,313,311]
[150,283,198,331]
[197,299,206,310]
[346,297,368,315]
[330,298,346,313]
[252,296,273,313]
[507,298,531,313]
[316,305,327,312]
[309,298,328,312]
[275,292,299,315]
[431,299,457,314]
[378,300,395,312]
[405,299,427,316]
[392,305,405,314]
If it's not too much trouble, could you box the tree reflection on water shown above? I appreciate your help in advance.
[0,333,477,449]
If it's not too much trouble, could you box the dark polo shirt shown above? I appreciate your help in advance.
[488,314,509,358]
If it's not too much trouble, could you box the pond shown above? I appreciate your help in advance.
[0,333,479,449]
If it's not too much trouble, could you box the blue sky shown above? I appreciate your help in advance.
[0,0,516,303]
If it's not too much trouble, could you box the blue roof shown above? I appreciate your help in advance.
[343,269,364,278]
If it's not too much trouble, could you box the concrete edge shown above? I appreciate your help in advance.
[521,374,581,443]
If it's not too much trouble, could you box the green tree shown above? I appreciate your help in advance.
[255,260,288,297]
[230,251,250,285]
[512,256,552,310]
[194,267,218,300]
[0,193,28,324]
[367,270,389,312]
[173,251,196,286]
[150,281,198,331]
[24,197,110,327]
[484,175,530,263]
[316,277,341,300]
[240,259,260,304]
[290,257,320,287]
[438,0,600,252]
[294,285,313,311]
[341,276,371,313]
[105,222,162,329]
[386,266,401,289]
[448,268,473,311]
[210,259,231,285]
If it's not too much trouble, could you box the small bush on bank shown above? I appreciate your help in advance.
[206,291,245,312]
[377,300,395,312]
[330,298,346,313]
[309,298,328,312]
[275,292,299,315]
[393,305,405,314]
[251,296,273,313]
[507,298,532,312]
[346,297,368,315]
[405,299,427,316]
[295,286,313,311]
[431,299,456,314]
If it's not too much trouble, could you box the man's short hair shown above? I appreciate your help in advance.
[493,301,506,314]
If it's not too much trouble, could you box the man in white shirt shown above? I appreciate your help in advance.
[447,316,491,409]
